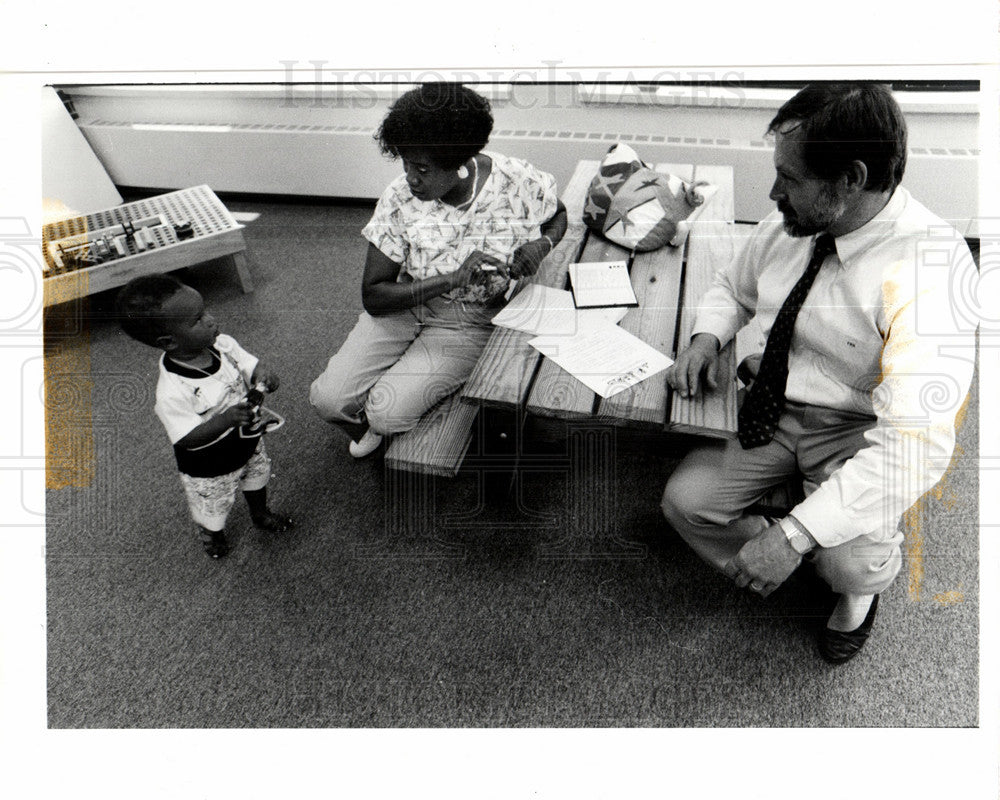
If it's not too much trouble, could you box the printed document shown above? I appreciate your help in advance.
[529,323,672,398]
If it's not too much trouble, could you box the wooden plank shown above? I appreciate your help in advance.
[594,163,691,427]
[667,167,741,437]
[384,392,479,477]
[461,160,599,410]
[594,245,683,428]
[668,220,742,438]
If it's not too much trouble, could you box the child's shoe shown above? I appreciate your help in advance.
[200,528,230,559]
[251,510,294,533]
[349,429,383,458]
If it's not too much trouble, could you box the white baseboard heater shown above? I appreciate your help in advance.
[75,119,980,234]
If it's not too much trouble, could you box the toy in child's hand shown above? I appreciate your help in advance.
[245,382,266,411]
[584,142,715,251]
[240,381,285,437]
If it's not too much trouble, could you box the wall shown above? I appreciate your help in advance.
[62,83,981,231]
[41,87,122,218]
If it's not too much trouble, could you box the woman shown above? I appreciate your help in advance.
[310,83,567,456]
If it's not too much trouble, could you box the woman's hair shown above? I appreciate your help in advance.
[115,273,186,346]
[767,83,907,193]
[375,83,493,170]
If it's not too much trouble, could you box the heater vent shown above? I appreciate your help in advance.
[75,118,980,228]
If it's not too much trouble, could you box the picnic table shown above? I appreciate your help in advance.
[385,160,754,478]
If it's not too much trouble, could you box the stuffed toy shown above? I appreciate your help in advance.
[584,143,711,251]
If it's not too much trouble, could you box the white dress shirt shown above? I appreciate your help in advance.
[693,188,976,547]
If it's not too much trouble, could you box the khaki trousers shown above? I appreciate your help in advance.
[661,401,903,595]
[309,298,493,436]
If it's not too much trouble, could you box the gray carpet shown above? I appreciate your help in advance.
[45,199,979,727]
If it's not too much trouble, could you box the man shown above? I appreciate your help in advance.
[660,83,975,663]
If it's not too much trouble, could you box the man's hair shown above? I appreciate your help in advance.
[374,82,493,170]
[114,273,186,347]
[767,83,908,193]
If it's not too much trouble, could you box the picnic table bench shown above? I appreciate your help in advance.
[385,160,751,478]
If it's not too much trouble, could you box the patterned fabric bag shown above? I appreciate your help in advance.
[584,142,711,251]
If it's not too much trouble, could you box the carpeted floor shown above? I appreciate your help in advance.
[45,198,979,728]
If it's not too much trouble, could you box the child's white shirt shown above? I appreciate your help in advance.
[154,333,259,446]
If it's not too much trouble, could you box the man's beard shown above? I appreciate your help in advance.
[778,184,846,237]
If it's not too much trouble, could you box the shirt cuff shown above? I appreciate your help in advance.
[692,317,737,350]
[790,492,858,549]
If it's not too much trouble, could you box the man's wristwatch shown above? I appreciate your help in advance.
[780,516,815,555]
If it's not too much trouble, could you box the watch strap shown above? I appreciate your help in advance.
[780,515,815,554]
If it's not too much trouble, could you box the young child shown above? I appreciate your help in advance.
[115,274,293,558]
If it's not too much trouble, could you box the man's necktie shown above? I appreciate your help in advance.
[737,233,837,449]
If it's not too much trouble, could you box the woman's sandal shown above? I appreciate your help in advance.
[200,528,230,559]
[251,510,294,533]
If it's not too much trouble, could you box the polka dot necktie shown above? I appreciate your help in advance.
[737,233,837,449]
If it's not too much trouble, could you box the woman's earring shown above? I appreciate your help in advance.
[456,165,469,180]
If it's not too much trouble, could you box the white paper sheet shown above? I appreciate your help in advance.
[529,323,673,398]
[491,284,628,337]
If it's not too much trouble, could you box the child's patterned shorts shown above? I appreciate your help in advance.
[178,442,271,531]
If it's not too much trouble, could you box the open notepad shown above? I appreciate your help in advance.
[568,260,638,309]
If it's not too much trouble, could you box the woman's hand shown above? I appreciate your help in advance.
[451,250,507,289]
[510,238,552,279]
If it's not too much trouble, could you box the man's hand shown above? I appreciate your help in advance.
[724,523,801,596]
[665,333,721,398]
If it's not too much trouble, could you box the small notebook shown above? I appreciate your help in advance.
[567,260,638,309]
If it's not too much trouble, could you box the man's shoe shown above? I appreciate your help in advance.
[348,429,383,458]
[819,594,879,664]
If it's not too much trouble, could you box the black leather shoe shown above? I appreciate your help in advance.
[819,595,879,664]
